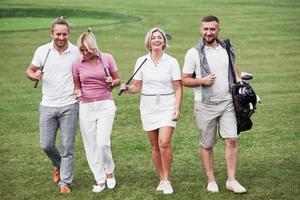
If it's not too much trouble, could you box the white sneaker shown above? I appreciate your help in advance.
[156,180,164,191]
[226,180,247,193]
[106,175,116,189]
[163,181,173,194]
[207,181,219,192]
[92,184,105,193]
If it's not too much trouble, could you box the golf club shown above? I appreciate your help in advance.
[241,71,253,81]
[165,32,172,40]
[34,48,51,88]
[118,58,147,96]
[99,54,114,88]
[241,71,261,104]
[99,55,109,76]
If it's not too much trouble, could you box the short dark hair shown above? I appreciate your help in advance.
[201,15,219,23]
[51,16,70,33]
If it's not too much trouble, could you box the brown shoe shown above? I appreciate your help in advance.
[53,167,60,183]
[60,185,71,193]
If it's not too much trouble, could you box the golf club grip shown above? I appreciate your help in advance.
[33,65,44,88]
[118,78,131,96]
[118,89,125,96]
[33,80,40,88]
[33,49,50,88]
[118,58,147,96]
[104,68,109,77]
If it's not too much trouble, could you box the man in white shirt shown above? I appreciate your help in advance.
[182,16,246,194]
[26,17,80,193]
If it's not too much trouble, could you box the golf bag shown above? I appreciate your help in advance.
[231,80,257,133]
[224,39,257,134]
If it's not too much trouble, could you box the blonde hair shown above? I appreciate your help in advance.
[144,27,167,51]
[76,32,99,53]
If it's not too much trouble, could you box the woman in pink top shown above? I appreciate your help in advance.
[72,30,120,193]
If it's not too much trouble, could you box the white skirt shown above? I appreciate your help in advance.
[139,94,177,131]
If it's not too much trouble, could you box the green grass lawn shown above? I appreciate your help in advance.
[0,0,299,199]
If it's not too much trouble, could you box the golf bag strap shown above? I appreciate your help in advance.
[224,39,237,84]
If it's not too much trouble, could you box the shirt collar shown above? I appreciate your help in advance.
[204,43,221,50]
[81,53,101,63]
[50,41,73,54]
[147,52,167,62]
[198,38,225,50]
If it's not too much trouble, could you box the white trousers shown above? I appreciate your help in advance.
[79,100,116,184]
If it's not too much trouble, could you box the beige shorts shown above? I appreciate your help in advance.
[194,100,238,148]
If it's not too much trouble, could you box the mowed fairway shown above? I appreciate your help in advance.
[0,0,299,199]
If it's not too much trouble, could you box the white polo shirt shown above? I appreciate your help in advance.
[133,53,181,94]
[31,41,80,107]
[183,44,231,101]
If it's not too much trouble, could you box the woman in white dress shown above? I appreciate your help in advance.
[120,27,183,194]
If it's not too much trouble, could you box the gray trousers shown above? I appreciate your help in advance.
[39,103,79,186]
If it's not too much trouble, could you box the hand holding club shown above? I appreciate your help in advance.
[119,84,129,93]
[118,58,147,96]
[105,76,114,91]
[34,48,50,88]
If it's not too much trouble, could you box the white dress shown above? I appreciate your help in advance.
[133,53,181,131]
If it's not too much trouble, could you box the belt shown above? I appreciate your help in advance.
[141,92,174,105]
[141,92,174,96]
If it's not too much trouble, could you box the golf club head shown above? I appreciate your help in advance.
[165,33,172,40]
[241,72,253,80]
[256,95,261,103]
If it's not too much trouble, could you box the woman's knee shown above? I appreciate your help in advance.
[150,142,160,152]
[159,140,171,149]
